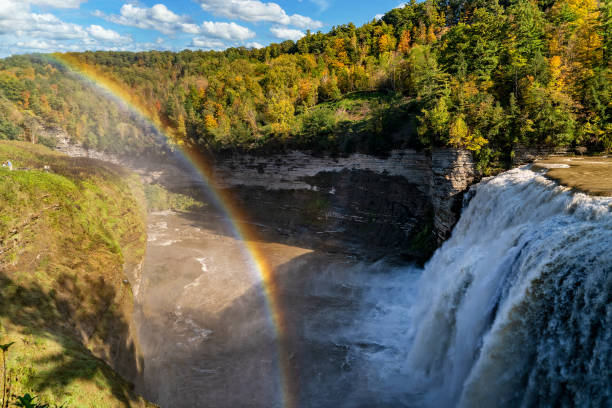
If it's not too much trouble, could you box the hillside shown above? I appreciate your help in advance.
[0,141,153,407]
[0,0,610,172]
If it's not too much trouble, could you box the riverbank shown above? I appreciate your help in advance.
[534,156,612,197]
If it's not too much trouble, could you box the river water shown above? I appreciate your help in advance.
[135,167,612,407]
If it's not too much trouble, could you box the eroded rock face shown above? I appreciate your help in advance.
[431,149,478,243]
[213,149,477,259]
[512,144,570,166]
[212,150,432,191]
[52,123,478,259]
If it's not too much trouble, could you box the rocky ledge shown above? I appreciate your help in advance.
[52,125,478,260]
[212,149,477,259]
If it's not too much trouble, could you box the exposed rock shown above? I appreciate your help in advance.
[430,149,478,243]
[52,127,123,164]
[512,144,570,166]
[212,150,432,191]
[213,148,477,258]
[51,125,478,260]
[51,126,199,187]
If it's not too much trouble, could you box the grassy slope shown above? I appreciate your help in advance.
[0,141,153,407]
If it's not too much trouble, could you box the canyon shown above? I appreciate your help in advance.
[49,130,612,408]
[54,127,479,262]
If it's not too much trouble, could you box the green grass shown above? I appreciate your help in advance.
[143,183,204,212]
[0,141,154,407]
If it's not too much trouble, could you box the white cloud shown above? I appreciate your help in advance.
[0,0,84,40]
[374,14,384,20]
[87,25,129,42]
[98,3,256,46]
[0,1,23,19]
[28,0,86,8]
[0,8,88,40]
[190,37,227,50]
[1,35,177,57]
[201,21,255,41]
[270,27,305,41]
[196,0,322,29]
[15,39,55,50]
[13,38,106,53]
[246,41,264,49]
[0,0,133,57]
[310,0,330,11]
[100,4,200,35]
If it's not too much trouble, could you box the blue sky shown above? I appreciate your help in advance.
[0,0,406,57]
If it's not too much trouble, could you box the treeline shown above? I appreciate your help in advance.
[0,56,162,155]
[0,0,610,169]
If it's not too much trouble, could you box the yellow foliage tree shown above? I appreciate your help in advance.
[426,26,437,44]
[448,115,488,151]
[267,95,295,135]
[550,0,603,72]
[204,114,218,131]
[176,113,187,138]
[548,55,565,92]
[398,30,412,54]
[378,34,396,54]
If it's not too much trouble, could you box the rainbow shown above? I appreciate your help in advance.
[51,53,295,408]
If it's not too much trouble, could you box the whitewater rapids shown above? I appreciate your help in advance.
[348,167,612,407]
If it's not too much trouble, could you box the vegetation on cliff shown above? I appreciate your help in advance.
[0,0,610,170]
[0,141,152,407]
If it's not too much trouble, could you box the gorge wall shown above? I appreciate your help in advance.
[51,126,478,260]
[212,148,478,259]
[0,141,152,406]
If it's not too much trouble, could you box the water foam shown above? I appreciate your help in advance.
[403,168,612,407]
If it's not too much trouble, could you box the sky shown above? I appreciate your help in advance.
[0,0,407,57]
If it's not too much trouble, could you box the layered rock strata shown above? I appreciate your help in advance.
[212,149,477,258]
[52,125,477,259]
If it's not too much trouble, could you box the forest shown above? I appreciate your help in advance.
[0,0,610,172]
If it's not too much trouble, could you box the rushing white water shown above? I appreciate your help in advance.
[348,167,612,407]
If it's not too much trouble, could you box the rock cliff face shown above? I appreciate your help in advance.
[430,149,478,243]
[51,125,477,260]
[0,141,152,406]
[212,149,477,259]
[512,144,570,166]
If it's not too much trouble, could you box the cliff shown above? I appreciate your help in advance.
[0,141,153,407]
[51,125,478,260]
[212,148,477,260]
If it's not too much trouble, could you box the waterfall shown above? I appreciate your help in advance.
[134,165,611,407]
[403,167,612,407]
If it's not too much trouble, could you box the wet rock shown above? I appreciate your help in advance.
[430,149,477,243]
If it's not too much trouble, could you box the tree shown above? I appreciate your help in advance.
[449,114,489,151]
[418,96,450,146]
[378,34,397,54]
[204,114,218,130]
[1,341,14,408]
[398,30,412,54]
